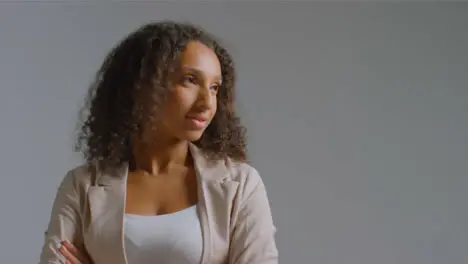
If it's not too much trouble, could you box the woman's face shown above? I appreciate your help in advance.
[155,41,222,142]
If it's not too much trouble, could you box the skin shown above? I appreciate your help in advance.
[59,41,222,263]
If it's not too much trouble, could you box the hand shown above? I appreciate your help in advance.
[58,240,92,264]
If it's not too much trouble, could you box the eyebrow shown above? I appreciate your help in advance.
[182,66,222,82]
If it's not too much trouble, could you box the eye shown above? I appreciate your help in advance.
[182,74,197,85]
[210,83,220,93]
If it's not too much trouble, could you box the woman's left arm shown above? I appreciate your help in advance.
[229,169,279,264]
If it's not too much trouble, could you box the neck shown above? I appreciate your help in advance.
[131,138,190,175]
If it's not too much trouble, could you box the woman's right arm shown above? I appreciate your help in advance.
[39,170,85,264]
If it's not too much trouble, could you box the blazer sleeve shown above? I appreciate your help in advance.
[39,170,84,264]
[229,169,279,264]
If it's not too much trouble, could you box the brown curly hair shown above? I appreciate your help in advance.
[75,21,247,169]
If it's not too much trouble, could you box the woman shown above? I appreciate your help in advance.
[39,21,278,264]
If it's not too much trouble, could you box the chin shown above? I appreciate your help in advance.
[183,130,205,142]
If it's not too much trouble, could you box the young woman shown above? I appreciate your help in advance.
[39,21,277,264]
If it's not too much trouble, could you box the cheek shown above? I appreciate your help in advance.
[156,92,187,123]
[168,88,195,111]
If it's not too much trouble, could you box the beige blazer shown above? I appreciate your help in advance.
[39,143,278,264]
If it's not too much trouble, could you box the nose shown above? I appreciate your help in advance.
[195,84,215,110]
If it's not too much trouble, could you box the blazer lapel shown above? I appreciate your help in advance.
[189,143,240,264]
[84,162,128,264]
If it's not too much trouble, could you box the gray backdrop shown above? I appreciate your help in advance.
[1,2,467,264]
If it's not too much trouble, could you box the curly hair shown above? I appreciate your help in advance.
[75,21,247,169]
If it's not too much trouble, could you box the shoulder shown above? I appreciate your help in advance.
[58,162,99,191]
[226,159,261,181]
[47,163,99,210]
[224,158,266,196]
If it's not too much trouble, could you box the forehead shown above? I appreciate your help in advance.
[177,41,221,78]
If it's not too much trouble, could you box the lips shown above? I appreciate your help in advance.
[186,115,209,130]
[187,115,208,122]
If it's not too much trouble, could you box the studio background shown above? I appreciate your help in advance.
[0,2,467,264]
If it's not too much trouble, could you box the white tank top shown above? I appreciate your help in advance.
[123,205,203,264]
